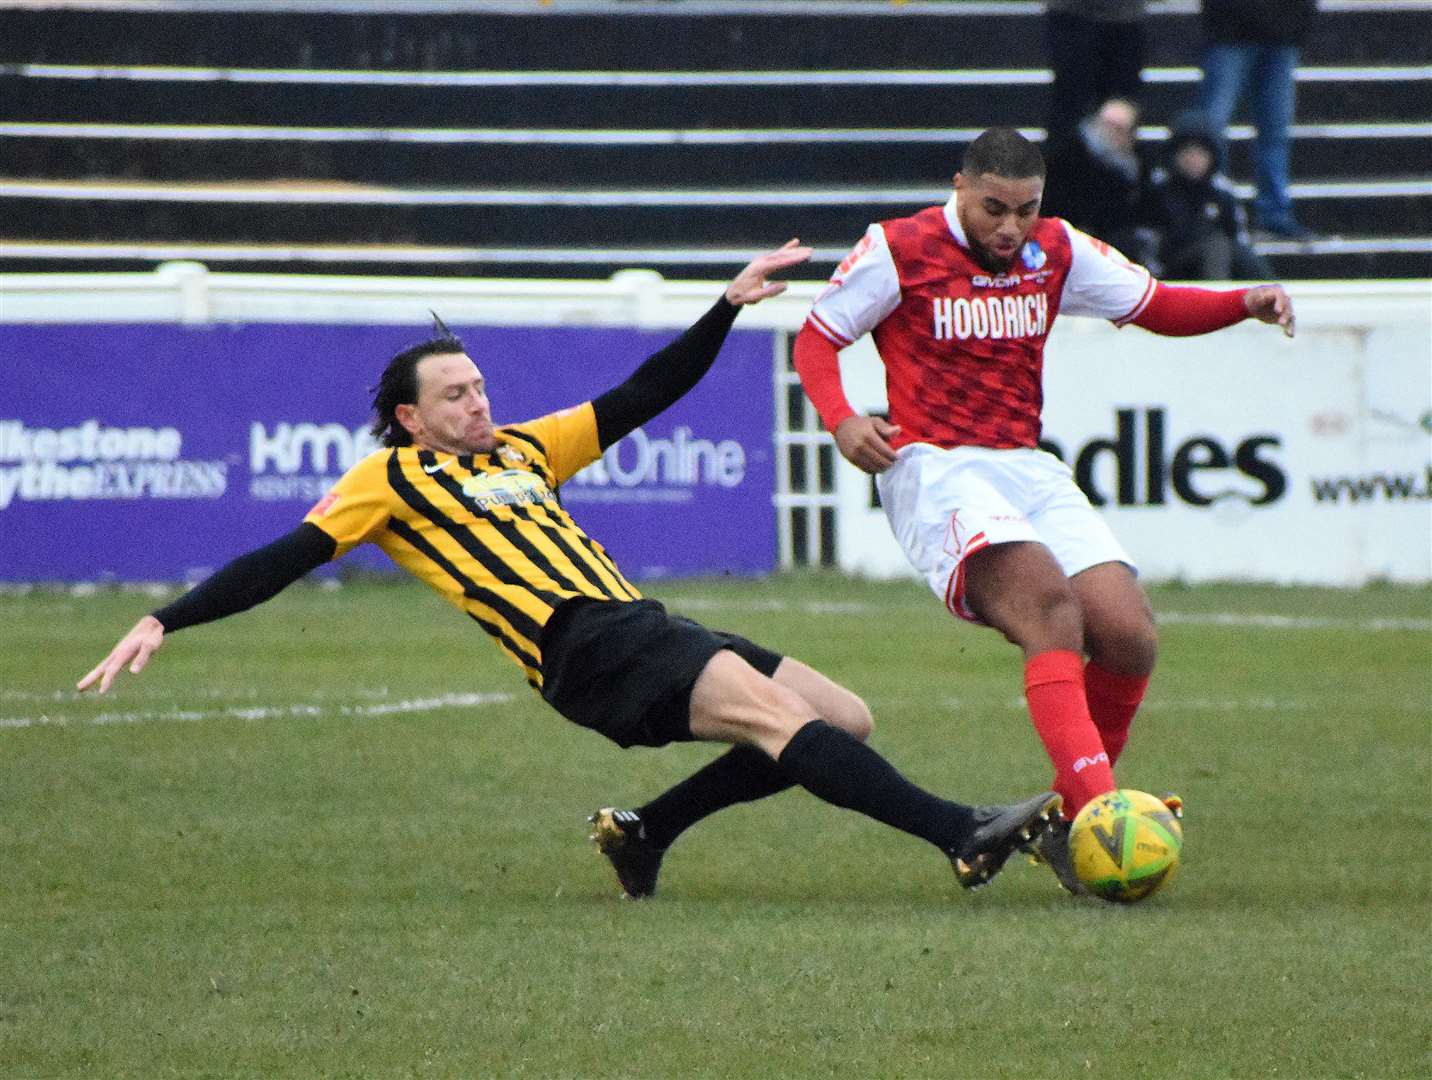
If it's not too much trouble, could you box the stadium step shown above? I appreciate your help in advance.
[3,121,1427,189]
[5,67,1430,129]
[6,178,1429,244]
[2,2,1428,70]
[4,170,1429,289]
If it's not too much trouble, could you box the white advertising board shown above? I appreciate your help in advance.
[830,284,1431,585]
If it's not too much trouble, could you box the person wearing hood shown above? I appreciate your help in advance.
[1145,111,1274,281]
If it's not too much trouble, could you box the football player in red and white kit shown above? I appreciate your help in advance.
[793,127,1294,893]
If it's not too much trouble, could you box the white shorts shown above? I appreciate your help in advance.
[875,444,1135,623]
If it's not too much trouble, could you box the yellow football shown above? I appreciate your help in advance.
[1069,789,1183,904]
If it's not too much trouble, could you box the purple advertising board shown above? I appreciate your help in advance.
[0,322,776,582]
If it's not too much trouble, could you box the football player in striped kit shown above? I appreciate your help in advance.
[794,128,1294,894]
[79,242,1061,900]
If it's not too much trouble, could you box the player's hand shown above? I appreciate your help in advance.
[77,615,165,694]
[725,239,813,306]
[833,415,902,474]
[1244,284,1295,338]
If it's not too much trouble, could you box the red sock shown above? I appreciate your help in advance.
[1024,650,1115,818]
[1084,661,1149,767]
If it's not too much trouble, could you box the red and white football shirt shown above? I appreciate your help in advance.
[805,195,1154,449]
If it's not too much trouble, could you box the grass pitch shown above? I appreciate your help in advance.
[3,574,1429,1078]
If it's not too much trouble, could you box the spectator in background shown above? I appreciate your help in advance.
[1041,97,1156,267]
[1199,0,1318,240]
[1044,1,1148,153]
[1145,110,1275,281]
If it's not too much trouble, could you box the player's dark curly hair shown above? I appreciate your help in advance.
[962,127,1046,180]
[370,313,465,447]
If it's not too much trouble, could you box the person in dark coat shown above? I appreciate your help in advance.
[1041,97,1155,267]
[1144,111,1274,281]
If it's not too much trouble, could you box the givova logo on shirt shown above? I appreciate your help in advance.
[932,294,1049,342]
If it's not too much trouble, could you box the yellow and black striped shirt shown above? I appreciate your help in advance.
[305,402,640,687]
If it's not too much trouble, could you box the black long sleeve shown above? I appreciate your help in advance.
[151,522,337,633]
[590,295,740,449]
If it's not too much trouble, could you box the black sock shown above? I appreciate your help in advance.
[776,720,976,854]
[637,745,793,849]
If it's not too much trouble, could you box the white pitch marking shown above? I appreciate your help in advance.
[0,691,513,732]
[1156,611,1432,633]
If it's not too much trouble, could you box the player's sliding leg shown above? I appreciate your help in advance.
[773,719,1059,889]
[638,657,870,849]
[591,658,870,899]
[689,650,1060,891]
[592,773,1060,898]
[590,747,788,899]
[1071,561,1158,767]
[963,542,1116,817]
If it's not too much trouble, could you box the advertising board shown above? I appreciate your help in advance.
[831,310,1431,585]
[0,322,776,582]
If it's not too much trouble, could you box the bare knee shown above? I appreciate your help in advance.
[992,583,1085,656]
[769,657,873,741]
[1033,585,1085,640]
[1076,572,1159,676]
[965,543,1085,656]
[1072,562,1158,676]
[689,650,818,757]
[825,690,874,742]
[737,680,821,757]
[1088,620,1158,677]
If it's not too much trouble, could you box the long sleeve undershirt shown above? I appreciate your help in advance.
[151,523,335,632]
[591,295,739,449]
[791,326,855,434]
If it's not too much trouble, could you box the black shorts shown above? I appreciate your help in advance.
[539,597,783,749]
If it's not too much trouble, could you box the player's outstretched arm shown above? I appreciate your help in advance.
[77,615,165,694]
[75,523,336,694]
[1243,284,1296,338]
[1130,281,1296,339]
[592,240,813,449]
